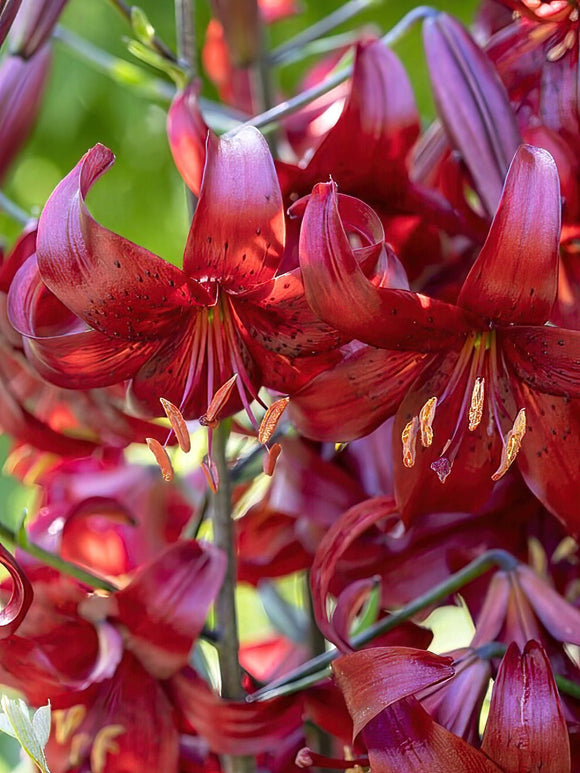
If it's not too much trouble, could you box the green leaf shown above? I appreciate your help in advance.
[0,696,51,773]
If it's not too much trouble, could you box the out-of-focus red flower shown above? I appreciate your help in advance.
[9,0,68,57]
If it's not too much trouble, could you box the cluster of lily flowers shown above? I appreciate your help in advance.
[1,0,580,770]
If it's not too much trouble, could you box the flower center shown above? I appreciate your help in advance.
[401,331,526,483]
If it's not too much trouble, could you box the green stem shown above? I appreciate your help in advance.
[247,549,519,702]
[212,422,244,699]
[269,0,379,65]
[225,5,436,138]
[0,191,32,226]
[106,0,179,64]
[174,0,198,216]
[555,674,580,700]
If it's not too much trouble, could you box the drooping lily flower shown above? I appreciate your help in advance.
[293,144,580,531]
[7,130,343,440]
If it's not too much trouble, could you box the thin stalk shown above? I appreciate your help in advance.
[174,0,198,216]
[212,422,256,773]
[247,549,519,702]
[0,191,32,225]
[107,0,179,64]
[225,5,436,137]
[270,0,379,65]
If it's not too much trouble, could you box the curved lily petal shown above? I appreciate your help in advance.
[424,13,521,217]
[361,696,501,772]
[458,145,560,325]
[514,383,580,535]
[310,496,399,650]
[481,641,570,772]
[501,324,580,397]
[167,79,209,197]
[0,544,32,638]
[279,39,420,206]
[289,345,429,443]
[332,647,454,741]
[105,540,226,679]
[170,667,303,756]
[35,143,210,338]
[183,126,284,290]
[299,182,476,351]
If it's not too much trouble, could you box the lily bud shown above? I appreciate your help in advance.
[9,0,68,58]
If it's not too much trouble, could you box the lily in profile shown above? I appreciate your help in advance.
[292,144,580,530]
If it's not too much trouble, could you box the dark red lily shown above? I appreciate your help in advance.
[7,131,342,434]
[292,144,580,530]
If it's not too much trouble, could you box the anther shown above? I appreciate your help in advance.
[146,437,174,481]
[401,416,419,468]
[201,458,219,493]
[160,398,191,452]
[468,377,485,431]
[199,374,238,429]
[258,397,289,445]
[419,397,437,447]
[491,408,526,481]
[263,442,282,476]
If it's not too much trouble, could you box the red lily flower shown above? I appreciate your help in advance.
[292,144,580,530]
[7,130,342,431]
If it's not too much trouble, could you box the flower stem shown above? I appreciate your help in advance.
[0,191,32,226]
[225,5,436,137]
[247,549,519,702]
[212,422,256,773]
[174,0,198,216]
[269,0,379,65]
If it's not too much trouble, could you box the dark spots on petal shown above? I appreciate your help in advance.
[224,241,229,252]
[392,309,397,315]
[137,275,143,283]
[168,279,175,287]
[428,316,434,323]
[558,340,565,346]
[256,227,261,236]
[265,193,271,201]
[145,270,151,277]
[114,260,121,268]
[529,287,535,296]
[242,253,247,262]
[207,236,212,244]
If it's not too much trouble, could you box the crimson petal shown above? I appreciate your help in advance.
[332,647,454,741]
[362,696,501,772]
[424,13,521,217]
[35,143,210,338]
[0,544,32,638]
[290,345,429,442]
[299,182,476,351]
[103,540,226,678]
[183,126,284,290]
[501,324,580,397]
[481,641,570,772]
[458,145,561,324]
[167,79,209,197]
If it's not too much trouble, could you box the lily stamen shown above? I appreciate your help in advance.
[419,396,437,447]
[491,408,527,481]
[401,416,419,468]
[468,377,485,431]
[146,438,174,482]
[160,398,191,453]
[199,373,239,428]
[258,397,290,445]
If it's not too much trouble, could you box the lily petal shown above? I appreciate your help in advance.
[105,540,226,679]
[35,143,210,338]
[424,13,521,217]
[458,145,561,325]
[481,641,570,772]
[501,324,580,397]
[362,696,501,772]
[183,126,284,290]
[300,182,476,351]
[289,344,429,443]
[0,544,32,639]
[167,79,209,197]
[333,648,454,741]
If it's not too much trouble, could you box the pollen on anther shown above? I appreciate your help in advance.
[468,377,485,432]
[419,397,437,447]
[491,408,526,481]
[401,416,419,468]
[258,397,289,445]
